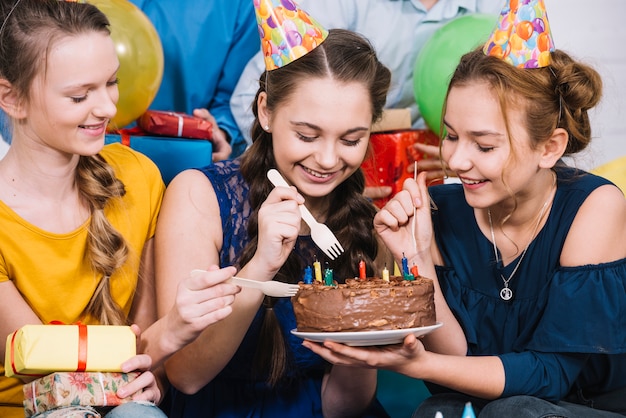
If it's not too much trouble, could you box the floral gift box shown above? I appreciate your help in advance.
[23,371,139,417]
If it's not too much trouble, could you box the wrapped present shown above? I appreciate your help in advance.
[23,371,139,417]
[361,129,442,208]
[136,110,213,140]
[371,108,412,133]
[5,325,136,378]
[105,128,213,185]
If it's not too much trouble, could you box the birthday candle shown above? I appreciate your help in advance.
[393,261,401,276]
[323,267,334,286]
[303,266,313,284]
[359,259,366,280]
[410,264,419,278]
[401,253,409,276]
[313,260,322,282]
[382,265,390,282]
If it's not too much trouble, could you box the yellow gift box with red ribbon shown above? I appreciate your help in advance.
[4,325,136,378]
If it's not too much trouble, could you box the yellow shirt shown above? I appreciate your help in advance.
[0,144,164,416]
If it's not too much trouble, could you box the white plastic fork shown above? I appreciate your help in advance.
[190,270,299,298]
[267,169,345,260]
[231,276,300,298]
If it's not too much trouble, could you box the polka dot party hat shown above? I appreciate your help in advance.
[254,0,328,71]
[483,0,555,68]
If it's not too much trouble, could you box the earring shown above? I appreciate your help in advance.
[264,125,270,131]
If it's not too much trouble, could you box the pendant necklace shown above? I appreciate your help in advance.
[488,179,556,301]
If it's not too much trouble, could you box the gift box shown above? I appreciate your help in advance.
[136,110,213,140]
[371,108,412,133]
[361,129,442,208]
[23,371,139,417]
[105,128,213,185]
[5,325,136,378]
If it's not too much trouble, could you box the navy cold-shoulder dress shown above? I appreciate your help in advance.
[428,165,626,402]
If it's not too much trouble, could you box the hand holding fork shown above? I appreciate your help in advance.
[267,169,344,260]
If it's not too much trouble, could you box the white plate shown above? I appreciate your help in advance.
[291,323,443,346]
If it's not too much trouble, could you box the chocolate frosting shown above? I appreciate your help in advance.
[292,276,436,332]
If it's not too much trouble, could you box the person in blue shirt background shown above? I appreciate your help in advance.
[129,0,259,160]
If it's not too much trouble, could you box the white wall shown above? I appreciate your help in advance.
[0,134,8,159]
[549,0,625,170]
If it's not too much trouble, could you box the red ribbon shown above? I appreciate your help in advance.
[118,126,145,146]
[9,322,88,377]
[76,324,88,372]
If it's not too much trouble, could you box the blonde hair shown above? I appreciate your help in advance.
[77,156,129,325]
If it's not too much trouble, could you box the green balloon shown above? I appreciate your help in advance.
[413,14,496,135]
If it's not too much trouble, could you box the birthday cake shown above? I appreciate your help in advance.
[292,276,436,332]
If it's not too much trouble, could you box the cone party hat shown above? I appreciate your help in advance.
[483,0,555,68]
[254,0,328,71]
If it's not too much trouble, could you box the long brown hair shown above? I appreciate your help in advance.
[238,29,391,384]
[0,0,129,325]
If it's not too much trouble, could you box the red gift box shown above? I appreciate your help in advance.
[136,110,213,140]
[362,129,441,208]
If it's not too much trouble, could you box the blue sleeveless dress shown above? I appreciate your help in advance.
[428,165,626,402]
[166,159,389,418]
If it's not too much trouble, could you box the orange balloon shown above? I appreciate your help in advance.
[537,32,551,52]
[509,33,524,51]
[515,21,534,41]
[297,9,312,24]
[493,29,509,45]
[91,0,163,130]
[487,44,505,59]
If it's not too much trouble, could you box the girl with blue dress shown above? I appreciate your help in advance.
[154,20,393,418]
[305,3,626,417]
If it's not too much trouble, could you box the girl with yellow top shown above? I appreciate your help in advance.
[0,1,240,417]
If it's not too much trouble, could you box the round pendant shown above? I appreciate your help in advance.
[500,287,513,301]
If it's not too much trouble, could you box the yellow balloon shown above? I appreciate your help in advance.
[90,0,163,129]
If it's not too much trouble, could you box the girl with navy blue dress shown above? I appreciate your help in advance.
[305,7,626,418]
[154,25,393,418]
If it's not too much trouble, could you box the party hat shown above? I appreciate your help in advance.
[254,0,328,71]
[483,0,555,68]
[462,402,477,418]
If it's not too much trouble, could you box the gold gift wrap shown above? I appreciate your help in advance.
[5,325,136,378]
[23,371,139,417]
